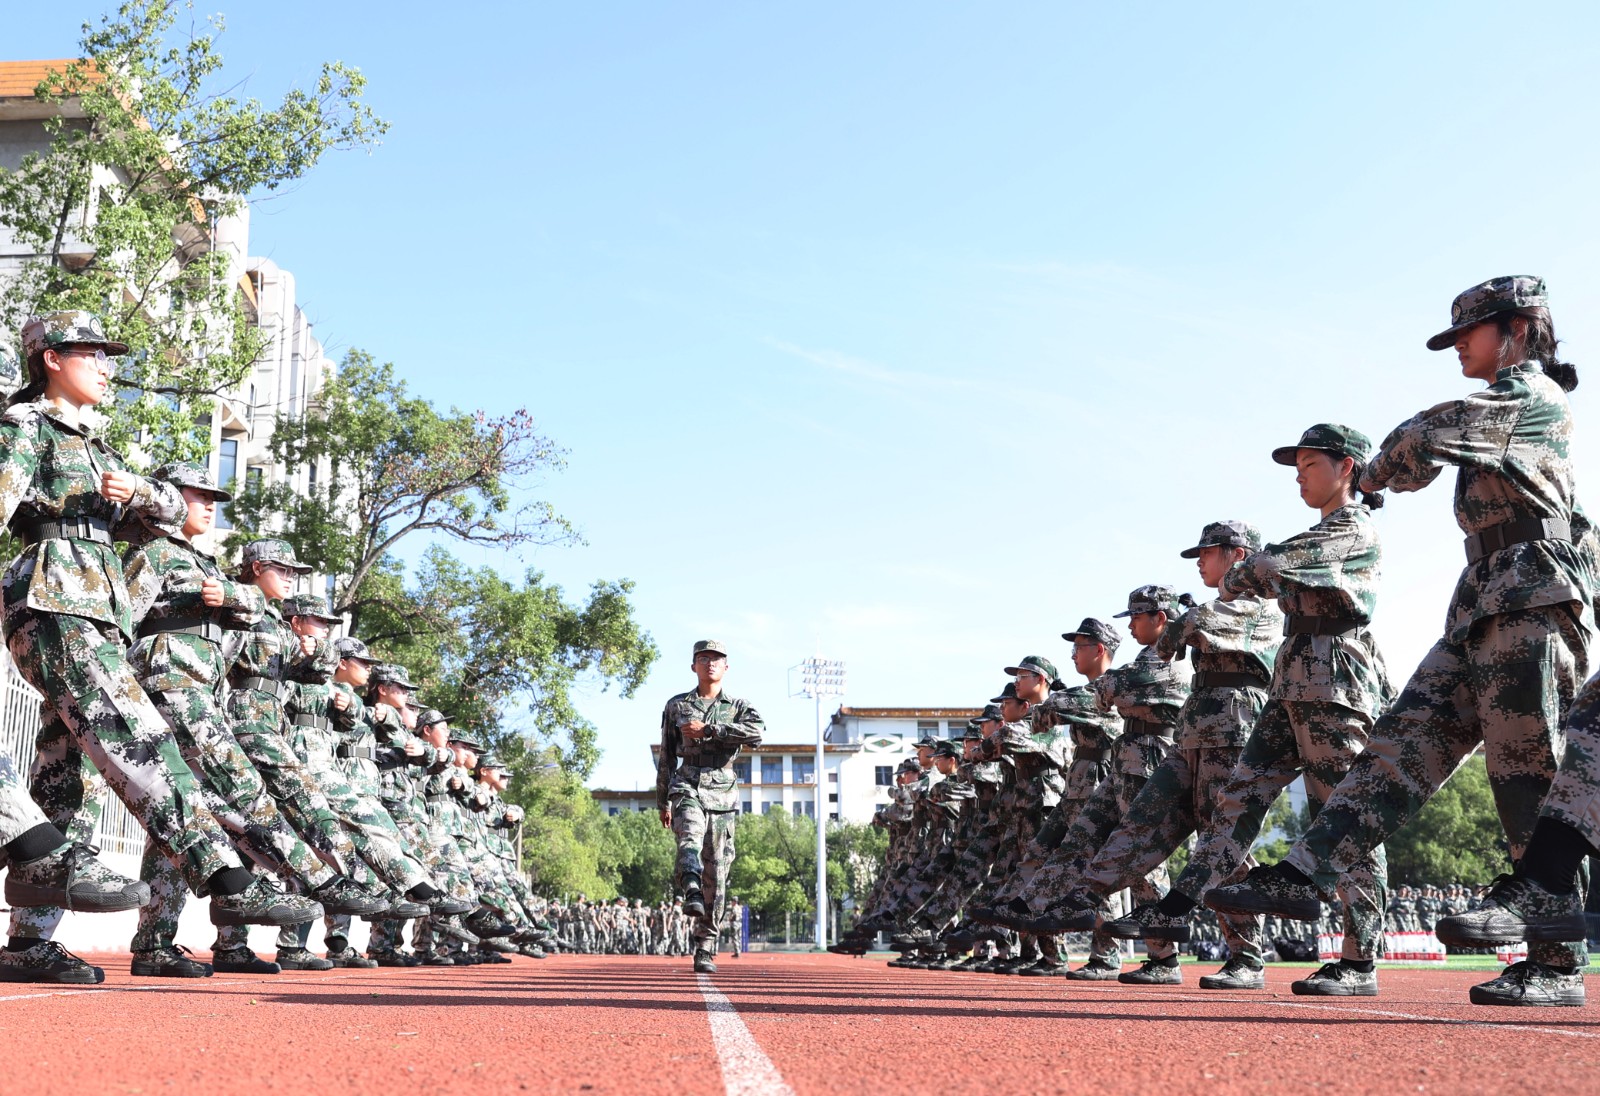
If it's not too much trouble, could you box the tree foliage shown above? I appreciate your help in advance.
[0,0,384,460]
[1384,754,1506,884]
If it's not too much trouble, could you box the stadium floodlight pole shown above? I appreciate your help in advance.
[795,655,846,949]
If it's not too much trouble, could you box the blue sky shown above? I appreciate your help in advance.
[13,3,1600,790]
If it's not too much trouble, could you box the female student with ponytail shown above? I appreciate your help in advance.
[1215,277,1593,1009]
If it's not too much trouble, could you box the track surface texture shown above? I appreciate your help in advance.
[2,952,1597,1095]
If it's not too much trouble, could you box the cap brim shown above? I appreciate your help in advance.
[1111,610,1133,619]
[1425,323,1470,352]
[1002,666,1023,677]
[1177,544,1205,559]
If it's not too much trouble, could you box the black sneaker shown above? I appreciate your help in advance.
[0,941,104,984]
[419,951,456,966]
[1119,958,1182,985]
[210,878,324,927]
[1017,957,1065,977]
[327,945,378,969]
[479,936,518,954]
[1102,902,1192,942]
[1435,873,1588,947]
[1468,961,1586,1008]
[465,909,516,939]
[1198,958,1265,990]
[310,876,390,917]
[1291,961,1377,997]
[276,947,334,971]
[130,945,212,978]
[368,896,429,921]
[1061,958,1122,981]
[431,915,480,945]
[368,949,411,967]
[518,945,548,959]
[427,893,474,917]
[693,952,717,974]
[210,946,281,975]
[1204,863,1323,922]
[4,842,151,913]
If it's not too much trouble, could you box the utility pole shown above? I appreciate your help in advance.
[794,656,846,949]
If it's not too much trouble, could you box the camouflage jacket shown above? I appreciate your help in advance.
[1089,644,1192,727]
[996,695,1074,809]
[1366,361,1593,644]
[0,400,185,638]
[1159,594,1281,748]
[367,700,451,800]
[1219,504,1391,715]
[655,688,765,812]
[125,534,264,693]
[1036,684,1121,800]
[224,600,338,692]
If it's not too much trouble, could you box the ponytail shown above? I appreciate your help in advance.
[1347,456,1385,510]
[1497,308,1578,392]
[8,352,47,407]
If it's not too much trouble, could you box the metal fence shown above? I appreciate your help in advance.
[0,657,146,860]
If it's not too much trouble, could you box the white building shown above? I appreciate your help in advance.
[595,706,980,825]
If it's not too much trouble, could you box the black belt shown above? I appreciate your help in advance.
[1283,615,1365,637]
[1193,670,1269,690]
[291,712,330,731]
[1463,517,1572,565]
[426,792,451,803]
[232,675,289,700]
[17,515,114,547]
[1123,717,1175,739]
[337,744,375,760]
[1073,748,1106,762]
[138,614,225,643]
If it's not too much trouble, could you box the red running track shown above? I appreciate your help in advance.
[1,952,1596,1095]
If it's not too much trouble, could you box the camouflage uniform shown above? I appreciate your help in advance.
[0,321,251,941]
[657,641,765,959]
[122,472,342,952]
[1282,351,1592,973]
[1175,433,1392,963]
[1073,536,1283,968]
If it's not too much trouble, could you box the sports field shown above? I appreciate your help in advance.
[5,951,1597,1095]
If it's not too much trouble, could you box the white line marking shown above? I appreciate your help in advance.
[697,973,795,1096]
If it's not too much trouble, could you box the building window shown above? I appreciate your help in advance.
[829,812,839,821]
[945,720,967,734]
[916,720,939,738]
[828,793,838,803]
[760,802,775,815]
[827,772,838,783]
[214,437,239,529]
[875,765,893,787]
[733,759,751,784]
[793,801,813,818]
[607,806,619,816]
[793,758,815,784]
[761,758,782,784]
[741,800,752,814]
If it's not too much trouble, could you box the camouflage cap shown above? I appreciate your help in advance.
[1003,655,1063,688]
[20,311,129,358]
[1061,617,1122,653]
[1113,584,1182,619]
[447,731,485,752]
[369,663,417,690]
[988,682,1018,703]
[333,636,379,664]
[281,594,341,623]
[152,460,231,502]
[475,750,504,771]
[895,758,922,774]
[692,639,728,657]
[915,735,940,750]
[1270,423,1372,466]
[1426,275,1548,351]
[932,739,962,759]
[415,707,450,729]
[240,538,313,575]
[1178,519,1262,559]
[974,702,1005,724]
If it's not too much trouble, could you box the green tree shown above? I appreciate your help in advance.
[607,808,676,902]
[507,749,623,900]
[0,0,384,460]
[1384,754,1506,884]
[228,352,658,777]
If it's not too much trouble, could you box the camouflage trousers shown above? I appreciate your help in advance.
[1022,733,1177,963]
[1178,699,1387,961]
[291,727,430,896]
[132,685,341,952]
[1284,604,1588,970]
[371,800,478,955]
[226,690,356,872]
[1080,743,1264,967]
[671,797,736,953]
[1542,667,1600,849]
[0,749,51,855]
[4,610,243,939]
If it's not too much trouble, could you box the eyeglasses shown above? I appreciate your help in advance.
[55,346,118,374]
[1014,670,1040,680]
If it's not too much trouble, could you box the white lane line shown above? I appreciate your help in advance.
[697,973,795,1096]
